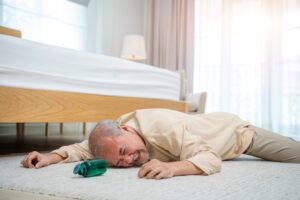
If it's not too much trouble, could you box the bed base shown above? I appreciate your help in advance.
[0,86,187,123]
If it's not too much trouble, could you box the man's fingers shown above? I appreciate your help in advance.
[26,153,39,168]
[21,151,40,168]
[139,162,163,179]
[138,165,151,178]
[35,160,43,169]
[155,171,165,180]
[138,161,155,178]
[34,155,42,168]
[21,157,31,168]
[35,155,47,169]
[145,167,161,179]
[139,166,167,179]
[23,155,33,168]
[138,159,174,180]
[139,159,161,178]
[20,151,50,169]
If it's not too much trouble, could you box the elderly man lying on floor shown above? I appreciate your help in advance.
[21,109,300,179]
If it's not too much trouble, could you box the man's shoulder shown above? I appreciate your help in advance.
[204,111,239,118]
[135,108,185,116]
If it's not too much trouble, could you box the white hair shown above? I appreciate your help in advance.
[88,120,122,158]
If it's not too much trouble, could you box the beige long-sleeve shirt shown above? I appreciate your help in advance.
[51,109,255,175]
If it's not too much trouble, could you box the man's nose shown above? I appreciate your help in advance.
[123,154,133,165]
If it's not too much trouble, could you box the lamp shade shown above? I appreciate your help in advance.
[121,35,146,60]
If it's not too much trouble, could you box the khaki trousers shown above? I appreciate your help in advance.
[244,126,300,163]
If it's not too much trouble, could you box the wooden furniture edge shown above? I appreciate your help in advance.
[0,26,22,38]
[0,86,187,122]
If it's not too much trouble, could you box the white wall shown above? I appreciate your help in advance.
[87,0,145,57]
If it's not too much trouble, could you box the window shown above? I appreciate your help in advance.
[194,0,300,139]
[0,0,87,50]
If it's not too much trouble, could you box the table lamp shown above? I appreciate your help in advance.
[121,34,146,61]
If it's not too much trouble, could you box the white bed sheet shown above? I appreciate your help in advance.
[0,35,180,100]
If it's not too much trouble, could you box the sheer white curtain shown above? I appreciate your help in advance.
[194,0,300,139]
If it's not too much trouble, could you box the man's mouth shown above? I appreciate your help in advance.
[133,150,150,167]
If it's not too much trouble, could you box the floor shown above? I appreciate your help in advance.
[0,134,86,155]
[0,133,86,200]
[0,189,73,200]
[1,154,299,200]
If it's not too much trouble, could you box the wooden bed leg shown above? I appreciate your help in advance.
[16,123,25,137]
[60,123,63,135]
[45,123,48,136]
[83,122,86,135]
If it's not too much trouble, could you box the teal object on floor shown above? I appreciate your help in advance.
[73,159,107,177]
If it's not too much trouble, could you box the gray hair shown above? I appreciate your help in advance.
[88,120,122,158]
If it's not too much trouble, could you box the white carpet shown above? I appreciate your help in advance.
[0,154,299,200]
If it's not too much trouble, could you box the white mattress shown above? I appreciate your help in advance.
[0,35,180,100]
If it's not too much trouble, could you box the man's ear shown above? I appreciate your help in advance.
[118,124,135,134]
[118,124,129,131]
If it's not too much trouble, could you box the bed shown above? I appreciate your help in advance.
[0,31,186,128]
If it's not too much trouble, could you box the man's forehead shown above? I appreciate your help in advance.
[101,137,119,151]
[100,136,121,165]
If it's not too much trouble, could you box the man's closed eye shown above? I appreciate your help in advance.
[116,146,126,167]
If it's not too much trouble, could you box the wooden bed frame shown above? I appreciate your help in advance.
[0,86,187,123]
[0,26,21,37]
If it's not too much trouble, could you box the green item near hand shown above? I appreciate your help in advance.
[73,159,107,177]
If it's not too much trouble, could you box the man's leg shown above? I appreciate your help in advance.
[244,126,300,163]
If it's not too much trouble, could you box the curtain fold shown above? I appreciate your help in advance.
[194,0,300,139]
[145,0,195,93]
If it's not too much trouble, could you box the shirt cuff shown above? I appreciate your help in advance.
[50,147,79,163]
[187,153,222,175]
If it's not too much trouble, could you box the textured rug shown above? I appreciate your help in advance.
[0,154,299,200]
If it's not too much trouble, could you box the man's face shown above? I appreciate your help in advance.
[98,126,149,168]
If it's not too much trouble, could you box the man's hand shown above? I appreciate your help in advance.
[21,151,64,169]
[138,159,175,179]
[21,151,51,169]
[138,159,203,180]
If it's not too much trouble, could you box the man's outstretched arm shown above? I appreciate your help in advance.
[138,159,203,180]
[21,151,64,168]
[21,140,93,169]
